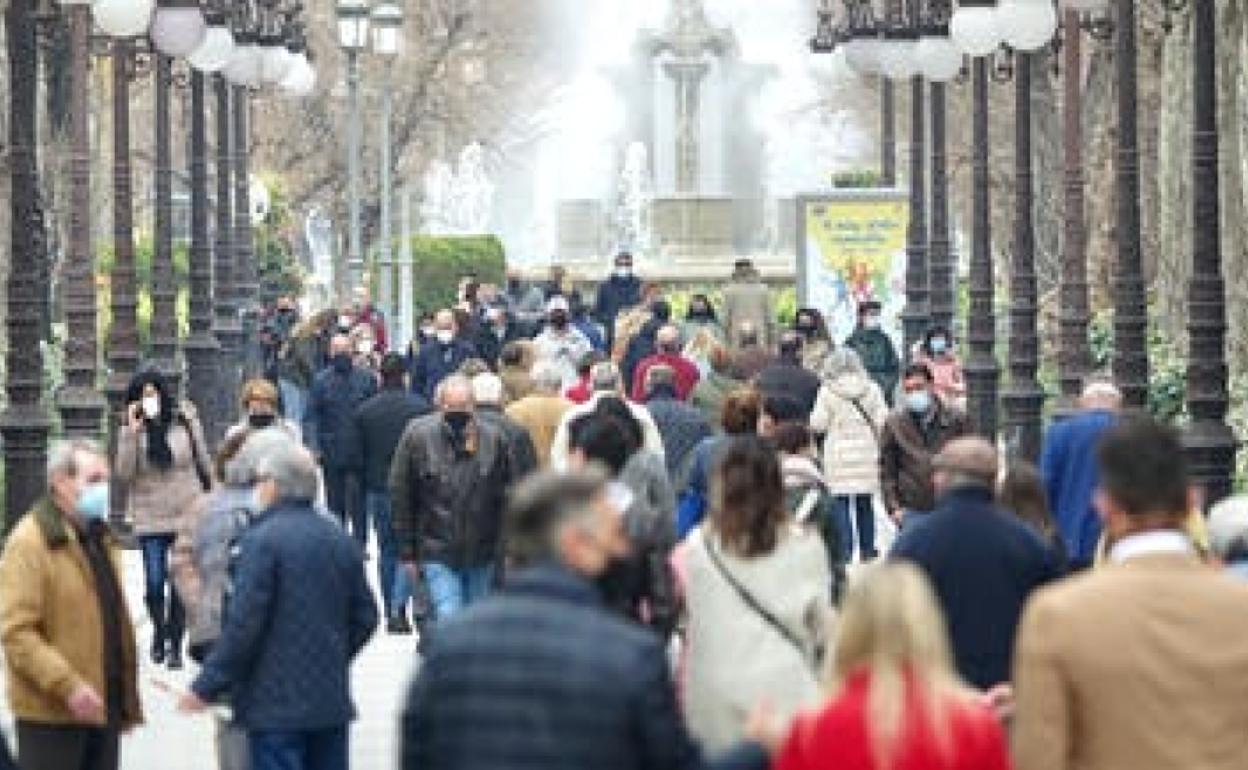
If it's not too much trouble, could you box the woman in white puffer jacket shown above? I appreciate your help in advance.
[809,348,889,561]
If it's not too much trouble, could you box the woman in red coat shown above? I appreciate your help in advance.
[774,563,1012,770]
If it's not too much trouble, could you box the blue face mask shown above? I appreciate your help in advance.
[906,390,933,415]
[929,338,949,356]
[76,482,110,523]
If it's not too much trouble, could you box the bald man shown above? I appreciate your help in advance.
[629,324,701,402]
[891,436,1060,689]
[1040,380,1123,567]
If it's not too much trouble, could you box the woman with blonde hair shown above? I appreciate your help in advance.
[774,563,1011,770]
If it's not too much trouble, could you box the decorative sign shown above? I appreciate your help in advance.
[796,191,910,342]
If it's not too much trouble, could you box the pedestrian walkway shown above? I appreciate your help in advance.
[0,547,417,770]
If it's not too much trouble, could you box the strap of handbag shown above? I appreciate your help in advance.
[702,536,813,667]
[178,411,213,493]
[846,396,880,443]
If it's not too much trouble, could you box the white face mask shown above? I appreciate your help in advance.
[357,340,375,356]
[141,395,161,420]
[338,315,353,330]
[436,329,455,345]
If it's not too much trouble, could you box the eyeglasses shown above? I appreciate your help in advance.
[84,473,108,484]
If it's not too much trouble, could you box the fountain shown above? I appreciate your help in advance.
[420,142,496,237]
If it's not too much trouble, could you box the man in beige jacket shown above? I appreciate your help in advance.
[0,440,141,770]
[720,259,774,350]
[1012,417,1248,770]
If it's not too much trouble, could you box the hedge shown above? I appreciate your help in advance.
[377,235,506,318]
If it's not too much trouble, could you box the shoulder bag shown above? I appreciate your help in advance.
[702,536,821,672]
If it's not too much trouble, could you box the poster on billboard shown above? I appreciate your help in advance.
[795,190,910,344]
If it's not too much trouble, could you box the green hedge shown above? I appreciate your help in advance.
[386,235,506,317]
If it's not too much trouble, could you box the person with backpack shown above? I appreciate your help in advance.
[808,348,889,561]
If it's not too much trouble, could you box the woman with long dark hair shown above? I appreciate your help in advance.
[115,369,212,670]
[680,435,832,751]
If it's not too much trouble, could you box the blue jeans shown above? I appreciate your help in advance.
[365,491,412,618]
[278,379,308,427]
[833,495,877,560]
[249,726,347,770]
[421,563,495,622]
[139,534,184,644]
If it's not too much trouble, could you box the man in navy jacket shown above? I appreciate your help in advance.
[411,309,477,399]
[891,437,1060,690]
[402,469,778,770]
[183,441,378,770]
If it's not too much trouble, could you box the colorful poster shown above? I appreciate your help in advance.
[797,192,910,343]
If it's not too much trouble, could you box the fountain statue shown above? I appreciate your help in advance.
[556,0,775,277]
[420,143,496,236]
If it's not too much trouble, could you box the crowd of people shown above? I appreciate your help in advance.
[3,252,1248,770]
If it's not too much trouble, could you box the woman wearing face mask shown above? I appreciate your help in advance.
[225,378,303,444]
[915,324,966,410]
[116,369,213,671]
[793,308,834,375]
[677,436,833,752]
[681,293,723,345]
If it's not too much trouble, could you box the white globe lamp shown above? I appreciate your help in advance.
[917,31,964,82]
[997,0,1058,52]
[223,40,263,88]
[950,0,1001,57]
[92,0,155,37]
[188,24,234,71]
[149,1,206,57]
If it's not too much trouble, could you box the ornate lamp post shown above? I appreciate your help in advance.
[149,51,182,386]
[3,0,52,526]
[54,0,109,439]
[372,0,403,322]
[1183,0,1237,505]
[337,0,371,295]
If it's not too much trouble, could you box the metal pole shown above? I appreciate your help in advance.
[1112,0,1149,409]
[184,69,221,439]
[380,65,395,321]
[399,183,414,346]
[347,50,364,293]
[901,73,929,352]
[881,78,897,187]
[928,81,953,331]
[1003,53,1044,460]
[964,56,999,440]
[57,2,107,439]
[1058,10,1092,409]
[1,0,52,528]
[1184,0,1237,505]
[233,85,258,380]
[104,40,141,527]
[150,53,181,388]
[211,75,241,442]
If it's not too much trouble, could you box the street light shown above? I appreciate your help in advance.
[92,0,155,37]
[372,0,403,322]
[337,0,370,295]
[150,0,207,57]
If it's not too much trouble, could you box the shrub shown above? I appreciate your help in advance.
[402,235,506,316]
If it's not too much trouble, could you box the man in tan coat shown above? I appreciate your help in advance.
[505,361,574,468]
[0,440,141,770]
[1012,417,1248,770]
[720,259,775,350]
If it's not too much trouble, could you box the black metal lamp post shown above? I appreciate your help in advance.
[184,65,222,440]
[1183,0,1237,505]
[2,0,53,527]
[150,52,182,388]
[963,54,999,439]
[56,0,109,440]
[233,81,260,379]
[897,16,930,353]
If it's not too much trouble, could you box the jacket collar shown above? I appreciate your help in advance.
[934,484,995,510]
[1110,530,1195,564]
[505,562,602,607]
[32,496,74,549]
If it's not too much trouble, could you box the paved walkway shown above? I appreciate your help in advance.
[1,547,418,770]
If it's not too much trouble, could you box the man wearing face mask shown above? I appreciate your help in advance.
[400,468,778,770]
[534,296,594,390]
[390,375,517,625]
[411,309,478,400]
[845,300,901,406]
[594,252,642,350]
[472,303,522,369]
[0,441,141,770]
[305,334,378,548]
[879,363,971,527]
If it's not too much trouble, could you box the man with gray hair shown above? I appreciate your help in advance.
[182,441,378,770]
[629,323,701,402]
[891,436,1059,690]
[1,440,139,770]
[391,373,517,624]
[472,372,538,478]
[549,361,665,470]
[402,469,777,770]
[642,364,713,478]
[505,361,574,468]
[1208,495,1248,579]
[1040,378,1123,568]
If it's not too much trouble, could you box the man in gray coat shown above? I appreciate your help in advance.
[721,259,774,349]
